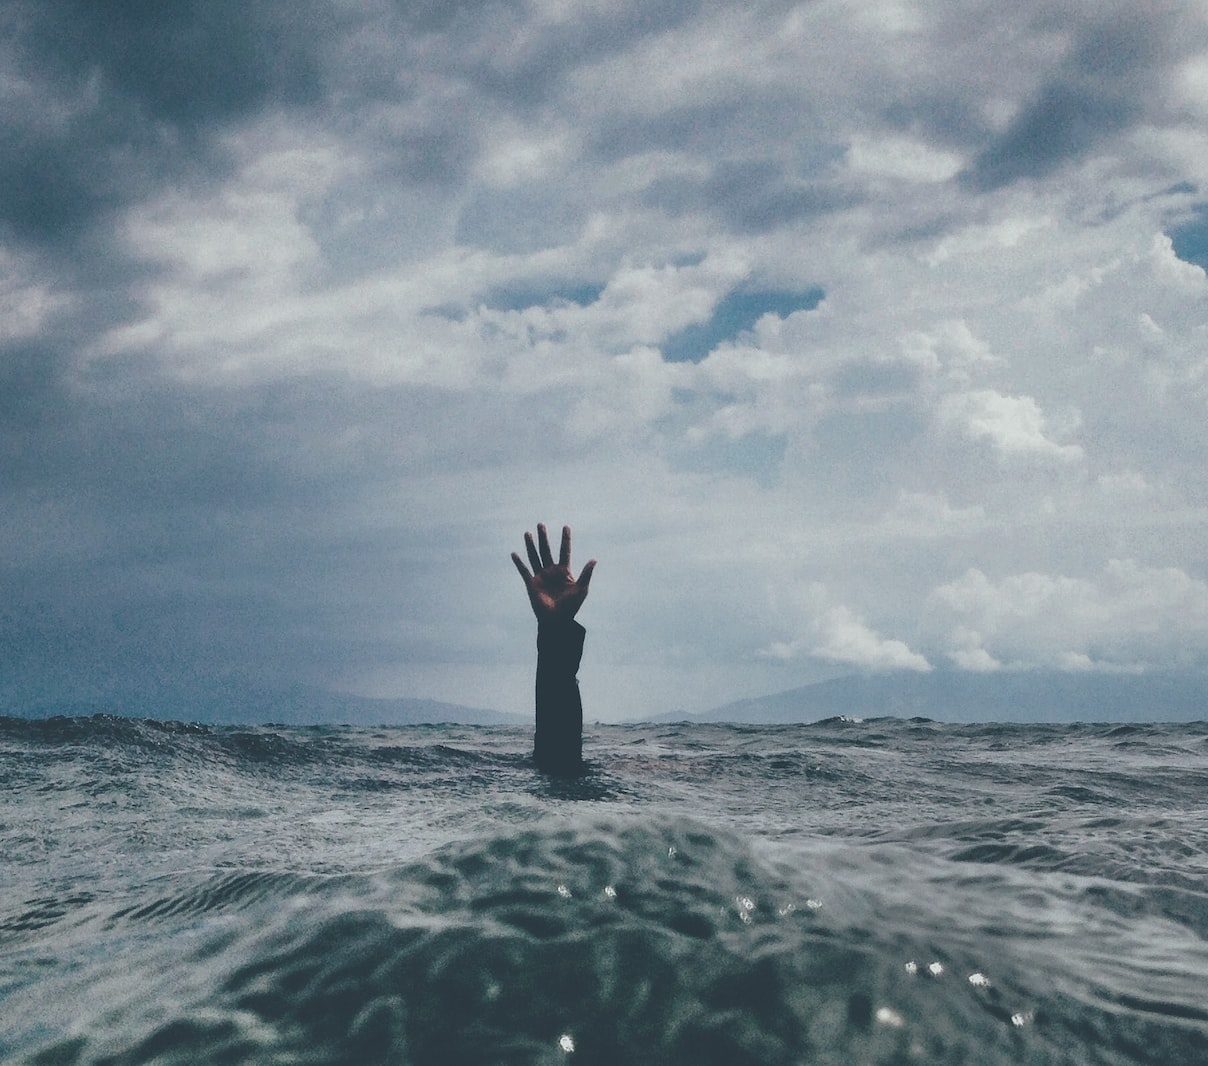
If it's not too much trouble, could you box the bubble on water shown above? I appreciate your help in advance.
[875,1006,905,1028]
[777,902,796,917]
[904,960,919,975]
[558,1033,575,1052]
[968,972,989,987]
[603,885,617,899]
[556,884,572,899]
[927,961,944,977]
[805,898,823,910]
[736,895,755,911]
[1010,1010,1033,1028]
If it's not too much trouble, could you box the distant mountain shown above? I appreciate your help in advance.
[645,670,1207,724]
[5,681,522,727]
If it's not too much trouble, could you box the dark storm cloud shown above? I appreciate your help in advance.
[433,0,707,110]
[880,92,992,154]
[0,335,580,707]
[963,82,1137,192]
[455,184,589,253]
[644,160,858,234]
[961,11,1189,191]
[584,94,834,165]
[1,0,728,710]
[0,0,336,244]
[25,0,331,126]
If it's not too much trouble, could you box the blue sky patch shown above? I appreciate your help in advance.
[481,282,606,312]
[662,287,824,363]
[1170,205,1208,270]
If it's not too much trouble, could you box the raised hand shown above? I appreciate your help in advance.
[511,523,596,624]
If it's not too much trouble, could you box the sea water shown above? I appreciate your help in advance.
[2,715,1207,1064]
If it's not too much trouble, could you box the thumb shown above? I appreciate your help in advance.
[577,559,596,593]
[511,552,534,590]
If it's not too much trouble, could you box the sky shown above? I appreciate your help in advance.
[2,0,1207,720]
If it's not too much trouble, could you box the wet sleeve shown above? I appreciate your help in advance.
[534,619,585,775]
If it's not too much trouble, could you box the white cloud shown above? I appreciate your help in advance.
[846,134,963,183]
[0,250,65,342]
[936,389,1084,462]
[950,649,1004,672]
[945,626,1003,672]
[811,605,933,671]
[929,560,1208,671]
[764,591,933,672]
[539,254,750,350]
[899,319,999,383]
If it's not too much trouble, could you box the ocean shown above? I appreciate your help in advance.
[2,715,1207,1064]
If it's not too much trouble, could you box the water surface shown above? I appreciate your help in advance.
[3,715,1207,1064]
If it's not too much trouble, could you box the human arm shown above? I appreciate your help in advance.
[511,524,596,775]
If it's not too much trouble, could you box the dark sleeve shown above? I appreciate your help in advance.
[534,619,585,775]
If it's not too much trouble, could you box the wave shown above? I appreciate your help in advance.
[6,717,1208,1064]
[5,816,1207,1065]
[0,714,503,782]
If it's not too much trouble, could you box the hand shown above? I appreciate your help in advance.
[511,523,596,624]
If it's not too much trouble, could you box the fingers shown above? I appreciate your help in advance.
[524,523,582,574]
[577,558,596,593]
[524,531,542,573]
[511,552,533,588]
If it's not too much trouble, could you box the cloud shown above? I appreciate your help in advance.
[952,650,1001,671]
[929,560,1208,671]
[762,589,933,673]
[846,134,963,184]
[3,1,1208,719]
[936,389,1083,462]
[662,286,825,363]
[961,6,1205,190]
[0,0,336,245]
[877,492,986,539]
[809,606,934,672]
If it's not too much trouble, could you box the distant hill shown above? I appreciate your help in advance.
[645,670,1207,724]
[5,682,522,727]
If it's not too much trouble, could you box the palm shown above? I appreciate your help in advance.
[529,563,584,619]
[512,524,596,623]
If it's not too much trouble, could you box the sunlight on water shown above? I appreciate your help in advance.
[875,1006,905,1028]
